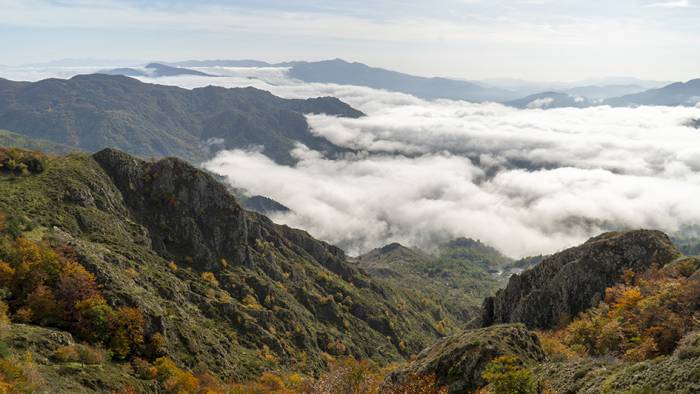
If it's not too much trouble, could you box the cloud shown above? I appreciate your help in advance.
[526,97,554,109]
[4,0,700,81]
[174,67,700,258]
[647,0,692,8]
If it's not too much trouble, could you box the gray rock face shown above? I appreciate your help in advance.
[481,230,680,329]
[384,324,545,394]
[94,148,249,272]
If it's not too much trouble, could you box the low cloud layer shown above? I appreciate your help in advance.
[191,68,700,257]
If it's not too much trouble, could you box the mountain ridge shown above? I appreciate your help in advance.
[0,147,460,390]
[0,74,362,165]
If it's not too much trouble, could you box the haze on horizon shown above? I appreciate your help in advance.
[2,0,700,82]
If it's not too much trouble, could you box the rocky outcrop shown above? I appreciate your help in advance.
[94,148,249,272]
[384,324,545,394]
[481,230,680,329]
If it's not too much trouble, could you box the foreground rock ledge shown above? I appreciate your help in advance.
[384,324,545,393]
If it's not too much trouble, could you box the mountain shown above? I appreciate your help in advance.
[0,129,77,154]
[286,59,517,102]
[562,84,646,100]
[605,78,700,107]
[575,76,671,90]
[4,147,700,393]
[241,195,291,215]
[0,148,455,391]
[481,230,679,329]
[168,60,276,68]
[438,237,513,274]
[384,230,700,394]
[504,78,700,109]
[165,59,671,104]
[0,74,362,165]
[103,63,215,78]
[505,92,597,109]
[166,58,504,103]
[356,242,504,329]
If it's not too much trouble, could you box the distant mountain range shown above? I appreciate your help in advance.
[562,84,647,100]
[163,59,672,102]
[505,92,598,109]
[102,63,214,78]
[506,80,700,109]
[0,73,362,164]
[99,58,700,109]
[604,78,700,107]
[284,59,515,102]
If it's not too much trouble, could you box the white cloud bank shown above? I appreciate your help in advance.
[184,68,700,257]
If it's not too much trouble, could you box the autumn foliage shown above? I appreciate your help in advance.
[0,235,145,360]
[545,263,700,361]
[226,357,447,394]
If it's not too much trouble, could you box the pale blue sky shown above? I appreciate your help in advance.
[1,0,699,80]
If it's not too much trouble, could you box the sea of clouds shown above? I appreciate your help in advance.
[3,65,700,257]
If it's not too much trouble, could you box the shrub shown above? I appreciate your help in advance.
[124,267,139,279]
[73,295,112,342]
[53,344,105,364]
[310,357,383,394]
[56,261,100,303]
[384,373,447,394]
[482,355,538,394]
[201,272,219,287]
[132,357,158,380]
[0,353,43,393]
[147,332,167,359]
[0,301,8,327]
[0,148,47,176]
[24,284,62,325]
[52,345,80,362]
[154,357,200,394]
[536,331,576,361]
[77,344,106,364]
[242,294,263,310]
[108,307,145,360]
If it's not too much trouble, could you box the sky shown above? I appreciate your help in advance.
[1,0,700,81]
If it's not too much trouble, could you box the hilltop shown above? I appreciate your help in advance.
[0,74,362,165]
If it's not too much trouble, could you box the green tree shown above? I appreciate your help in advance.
[482,355,537,394]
